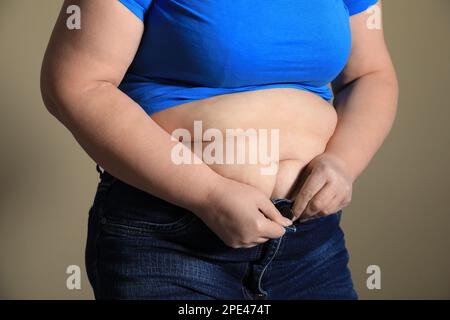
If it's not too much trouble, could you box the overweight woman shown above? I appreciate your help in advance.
[41,0,398,299]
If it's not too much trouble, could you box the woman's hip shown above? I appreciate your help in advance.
[85,169,353,299]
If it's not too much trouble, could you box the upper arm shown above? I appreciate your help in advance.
[332,1,397,93]
[41,0,144,103]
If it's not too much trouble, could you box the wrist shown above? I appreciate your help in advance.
[188,173,224,217]
[323,151,359,182]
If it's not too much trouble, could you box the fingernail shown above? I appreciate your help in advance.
[283,218,292,226]
[289,208,296,220]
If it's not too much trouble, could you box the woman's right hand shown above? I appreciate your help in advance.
[196,177,292,248]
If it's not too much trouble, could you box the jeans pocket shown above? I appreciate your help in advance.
[100,179,197,236]
[101,209,195,234]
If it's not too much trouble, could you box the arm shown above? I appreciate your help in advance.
[41,0,219,213]
[41,0,289,247]
[328,1,398,180]
[292,1,398,219]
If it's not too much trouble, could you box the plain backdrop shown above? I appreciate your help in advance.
[0,0,449,299]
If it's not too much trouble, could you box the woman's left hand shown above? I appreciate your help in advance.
[291,152,355,221]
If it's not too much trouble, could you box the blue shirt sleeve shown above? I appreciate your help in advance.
[118,0,152,21]
[343,0,378,16]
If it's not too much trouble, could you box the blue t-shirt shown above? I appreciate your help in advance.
[118,0,378,115]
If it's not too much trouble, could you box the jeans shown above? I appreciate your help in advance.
[85,166,357,300]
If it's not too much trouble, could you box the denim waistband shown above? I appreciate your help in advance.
[94,165,342,265]
[99,166,295,219]
[98,166,298,230]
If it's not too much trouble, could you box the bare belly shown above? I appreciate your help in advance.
[151,88,337,199]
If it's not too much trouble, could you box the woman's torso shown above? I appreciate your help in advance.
[118,0,356,198]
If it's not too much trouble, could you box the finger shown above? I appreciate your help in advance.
[299,215,320,223]
[242,243,258,249]
[241,238,269,248]
[260,220,286,239]
[321,195,343,215]
[255,237,270,244]
[292,172,327,220]
[303,182,337,218]
[259,199,292,226]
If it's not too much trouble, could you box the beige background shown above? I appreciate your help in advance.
[0,0,449,299]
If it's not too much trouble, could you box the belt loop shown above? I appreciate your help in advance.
[96,164,117,188]
[96,164,104,179]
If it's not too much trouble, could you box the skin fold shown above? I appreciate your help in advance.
[151,87,338,200]
[41,0,398,248]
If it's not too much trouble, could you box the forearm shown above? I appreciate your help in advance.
[327,70,399,181]
[42,81,221,213]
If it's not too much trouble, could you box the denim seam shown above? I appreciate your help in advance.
[242,286,254,300]
[240,263,253,300]
[93,165,118,299]
[257,237,283,296]
[92,205,103,299]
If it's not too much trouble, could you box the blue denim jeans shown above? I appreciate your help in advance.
[86,167,357,300]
